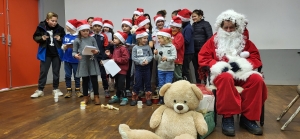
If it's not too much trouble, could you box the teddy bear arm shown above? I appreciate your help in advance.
[149,105,167,129]
[192,112,208,136]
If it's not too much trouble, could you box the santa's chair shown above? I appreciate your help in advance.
[276,84,300,130]
[198,66,265,126]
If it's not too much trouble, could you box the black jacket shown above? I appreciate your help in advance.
[192,19,213,52]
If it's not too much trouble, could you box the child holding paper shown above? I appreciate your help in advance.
[105,31,130,106]
[73,20,101,105]
[131,27,153,106]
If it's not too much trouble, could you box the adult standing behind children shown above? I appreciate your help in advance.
[177,8,194,82]
[31,12,66,98]
[192,9,213,84]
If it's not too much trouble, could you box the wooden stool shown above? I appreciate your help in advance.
[277,84,300,130]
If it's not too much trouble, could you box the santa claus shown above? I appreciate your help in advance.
[198,10,267,136]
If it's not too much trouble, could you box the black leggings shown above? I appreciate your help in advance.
[82,75,99,96]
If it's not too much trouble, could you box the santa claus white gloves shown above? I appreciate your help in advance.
[240,51,250,58]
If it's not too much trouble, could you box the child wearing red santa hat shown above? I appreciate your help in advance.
[131,27,154,106]
[73,20,101,105]
[106,31,130,106]
[169,16,185,81]
[132,8,144,25]
[153,28,177,105]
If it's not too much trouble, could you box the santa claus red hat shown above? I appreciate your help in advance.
[121,18,133,28]
[153,15,165,24]
[157,28,172,38]
[215,9,247,33]
[169,16,182,28]
[135,16,150,27]
[135,27,148,39]
[177,8,192,22]
[77,20,90,31]
[66,19,77,31]
[114,31,128,44]
[133,8,144,16]
[103,20,114,29]
[92,17,103,26]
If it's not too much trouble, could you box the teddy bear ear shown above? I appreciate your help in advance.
[159,83,172,96]
[191,84,203,101]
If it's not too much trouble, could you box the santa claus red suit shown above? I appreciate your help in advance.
[198,10,267,125]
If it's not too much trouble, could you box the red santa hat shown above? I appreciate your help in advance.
[135,27,148,39]
[169,16,182,28]
[215,9,247,34]
[103,20,114,29]
[177,8,192,22]
[157,28,172,38]
[133,8,144,16]
[153,15,165,24]
[135,16,150,27]
[66,19,78,31]
[121,18,132,28]
[92,17,103,26]
[114,31,128,44]
[77,20,90,31]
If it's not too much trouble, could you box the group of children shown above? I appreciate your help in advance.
[31,8,196,107]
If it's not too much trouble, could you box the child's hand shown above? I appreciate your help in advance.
[54,35,61,41]
[91,50,99,54]
[42,35,49,41]
[61,44,67,50]
[75,53,82,60]
[99,61,103,65]
[143,60,148,65]
[105,50,111,56]
[153,49,158,55]
[162,56,167,62]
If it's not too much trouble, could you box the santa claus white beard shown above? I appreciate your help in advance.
[214,28,245,60]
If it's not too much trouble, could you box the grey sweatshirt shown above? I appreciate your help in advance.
[154,43,177,71]
[132,45,153,65]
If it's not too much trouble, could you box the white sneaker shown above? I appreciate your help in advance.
[89,91,94,100]
[31,90,44,98]
[53,89,63,96]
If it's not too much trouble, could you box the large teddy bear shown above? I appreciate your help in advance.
[119,80,208,139]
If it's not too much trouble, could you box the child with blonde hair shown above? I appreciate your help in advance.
[153,28,177,105]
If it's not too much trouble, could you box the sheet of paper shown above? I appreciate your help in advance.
[82,45,97,55]
[101,60,110,74]
[102,59,121,77]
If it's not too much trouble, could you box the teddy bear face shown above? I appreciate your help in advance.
[162,80,203,114]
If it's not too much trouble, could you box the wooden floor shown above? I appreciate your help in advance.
[0,83,300,139]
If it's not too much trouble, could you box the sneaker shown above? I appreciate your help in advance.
[89,91,94,100]
[75,88,83,98]
[126,90,131,97]
[240,115,263,135]
[108,95,119,104]
[222,116,235,136]
[64,88,72,98]
[31,90,44,98]
[120,98,128,106]
[53,89,63,96]
[105,90,110,98]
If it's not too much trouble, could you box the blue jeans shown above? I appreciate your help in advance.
[133,65,151,94]
[158,70,174,88]
[64,62,80,88]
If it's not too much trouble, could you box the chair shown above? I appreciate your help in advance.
[199,66,265,126]
[276,84,300,130]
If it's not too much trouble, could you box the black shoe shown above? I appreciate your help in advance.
[222,116,235,136]
[157,96,164,105]
[240,115,263,135]
[130,100,137,106]
[146,100,152,106]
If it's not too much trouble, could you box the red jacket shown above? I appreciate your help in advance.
[198,34,262,69]
[172,31,185,64]
[107,45,129,75]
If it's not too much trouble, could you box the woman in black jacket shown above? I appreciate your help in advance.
[192,9,213,84]
[31,12,66,98]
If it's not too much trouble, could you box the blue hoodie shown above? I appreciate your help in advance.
[62,33,78,63]
[182,21,194,54]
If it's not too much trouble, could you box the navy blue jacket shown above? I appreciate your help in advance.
[182,21,194,54]
[92,33,109,62]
